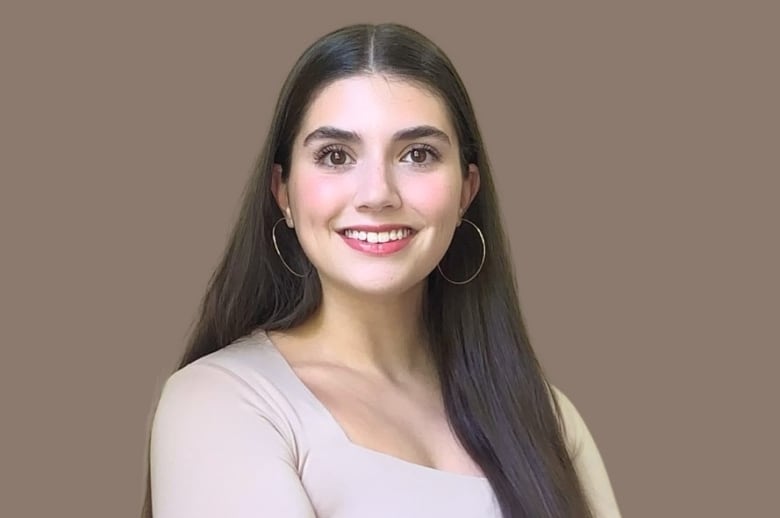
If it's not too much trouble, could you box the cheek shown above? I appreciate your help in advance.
[400,175,461,222]
[289,174,346,220]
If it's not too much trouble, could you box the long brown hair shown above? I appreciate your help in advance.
[141,22,593,518]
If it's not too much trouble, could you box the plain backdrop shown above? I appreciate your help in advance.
[1,1,778,517]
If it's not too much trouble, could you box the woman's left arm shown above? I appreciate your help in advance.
[552,385,623,518]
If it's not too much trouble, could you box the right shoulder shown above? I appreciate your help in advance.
[154,360,289,437]
[153,331,296,443]
[149,340,317,517]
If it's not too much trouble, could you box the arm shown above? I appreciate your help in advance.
[551,385,622,518]
[150,362,317,518]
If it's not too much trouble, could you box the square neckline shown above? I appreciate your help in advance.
[249,328,492,483]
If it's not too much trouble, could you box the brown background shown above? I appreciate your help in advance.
[2,1,778,516]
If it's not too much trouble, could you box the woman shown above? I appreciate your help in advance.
[142,22,621,518]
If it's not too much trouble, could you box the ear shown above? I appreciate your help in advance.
[270,163,294,227]
[459,163,481,220]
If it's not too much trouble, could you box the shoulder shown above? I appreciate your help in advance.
[548,384,587,456]
[153,330,295,440]
[149,332,318,517]
[548,384,623,517]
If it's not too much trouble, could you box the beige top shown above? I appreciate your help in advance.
[150,329,503,517]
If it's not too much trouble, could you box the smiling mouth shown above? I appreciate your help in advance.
[340,228,415,243]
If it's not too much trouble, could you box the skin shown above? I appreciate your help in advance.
[271,73,479,381]
[269,73,621,515]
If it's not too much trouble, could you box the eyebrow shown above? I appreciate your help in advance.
[301,125,452,147]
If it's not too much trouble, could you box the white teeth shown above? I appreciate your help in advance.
[343,228,411,243]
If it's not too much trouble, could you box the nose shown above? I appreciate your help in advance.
[353,160,402,212]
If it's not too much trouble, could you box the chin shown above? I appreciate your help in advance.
[324,271,429,299]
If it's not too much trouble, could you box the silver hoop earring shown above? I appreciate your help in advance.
[437,218,486,285]
[272,217,306,278]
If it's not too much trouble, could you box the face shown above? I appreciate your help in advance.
[272,74,480,297]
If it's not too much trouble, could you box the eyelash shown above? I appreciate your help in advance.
[313,144,441,169]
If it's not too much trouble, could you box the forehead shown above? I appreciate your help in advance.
[298,74,455,141]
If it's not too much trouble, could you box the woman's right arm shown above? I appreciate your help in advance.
[149,363,317,518]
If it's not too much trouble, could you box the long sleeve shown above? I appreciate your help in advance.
[552,386,622,518]
[149,362,317,518]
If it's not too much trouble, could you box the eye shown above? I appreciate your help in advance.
[409,149,427,163]
[314,145,354,168]
[401,145,440,167]
[327,149,348,165]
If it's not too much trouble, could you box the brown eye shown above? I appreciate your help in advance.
[402,145,439,167]
[315,145,353,168]
[329,150,347,165]
[409,148,427,163]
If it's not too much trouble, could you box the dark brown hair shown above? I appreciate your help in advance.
[141,22,593,518]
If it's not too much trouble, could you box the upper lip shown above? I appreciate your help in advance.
[338,224,415,233]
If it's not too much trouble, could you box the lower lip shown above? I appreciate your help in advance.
[340,232,414,255]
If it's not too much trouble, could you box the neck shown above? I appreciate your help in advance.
[291,281,435,383]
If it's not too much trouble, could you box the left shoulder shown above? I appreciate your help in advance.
[548,384,623,518]
[548,384,586,456]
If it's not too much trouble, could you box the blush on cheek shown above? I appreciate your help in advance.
[401,178,460,219]
[289,172,351,231]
